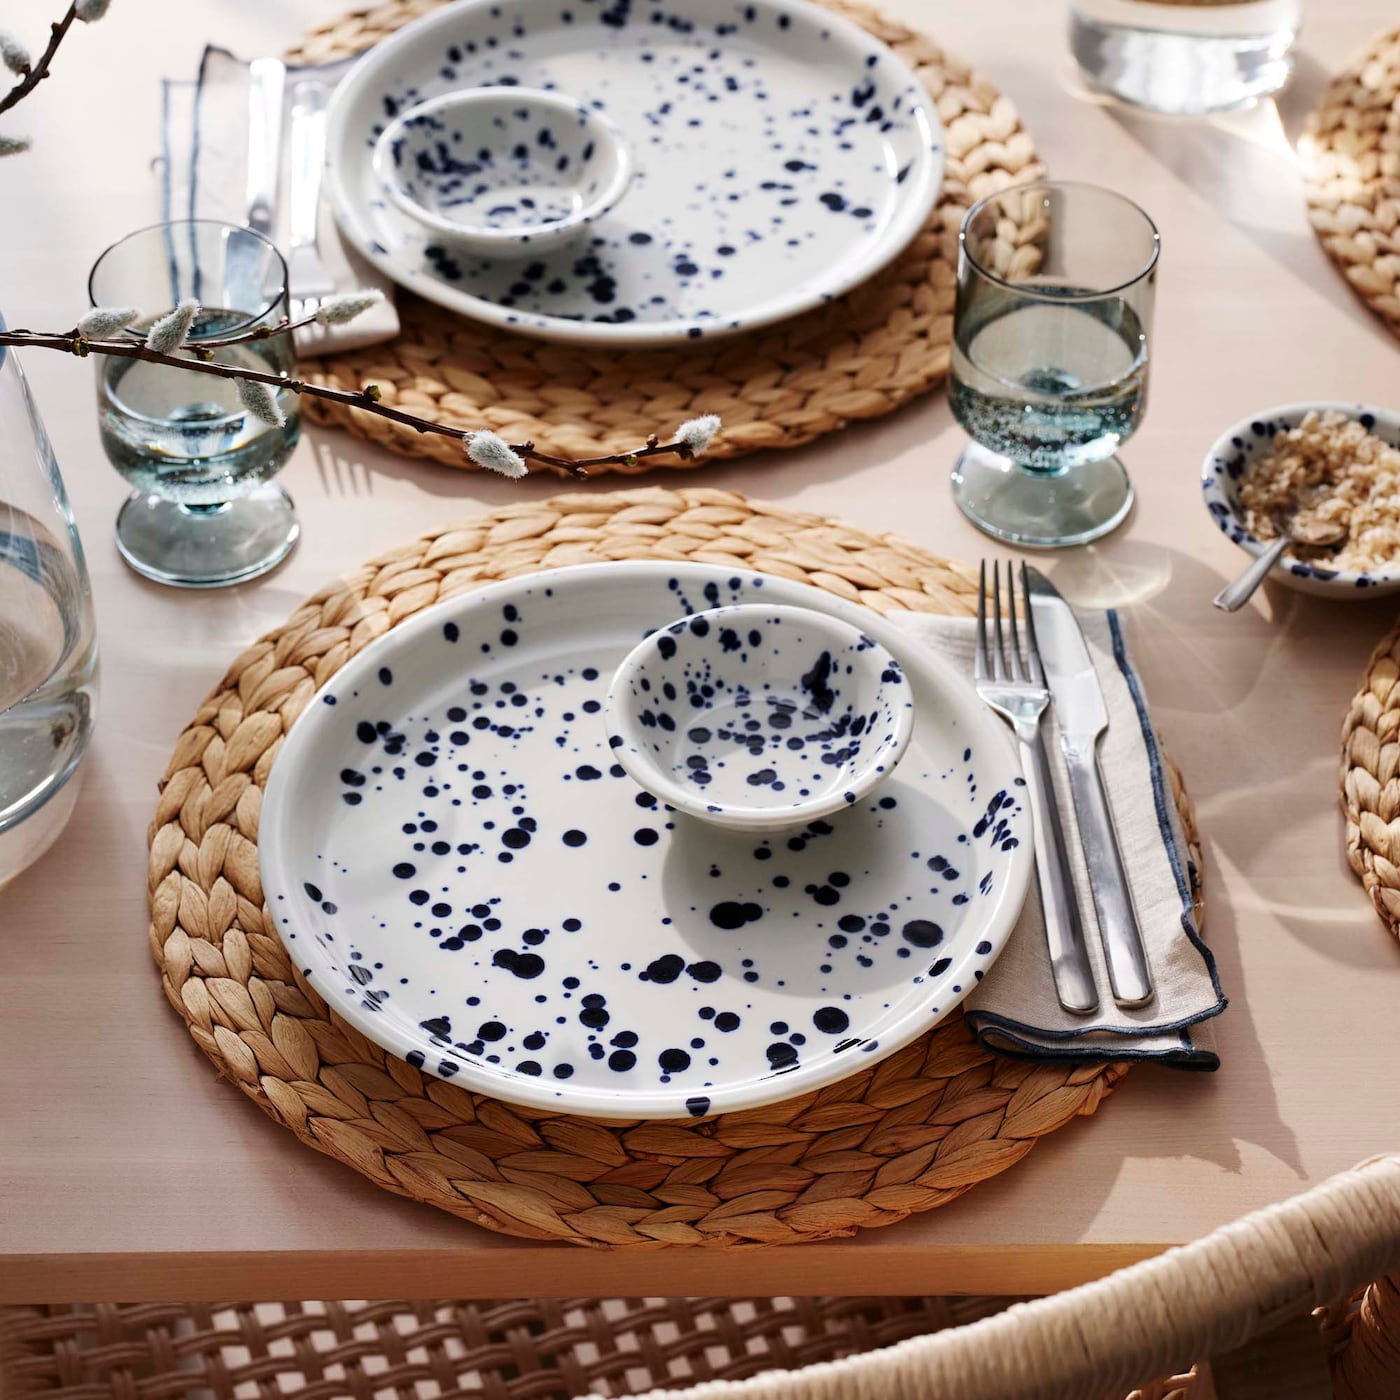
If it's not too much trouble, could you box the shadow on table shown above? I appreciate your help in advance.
[1071,543,1400,962]
[305,429,551,505]
[930,855,1304,1246]
[1196,581,1400,969]
[299,379,962,512]
[1095,50,1393,352]
[805,542,1319,1241]
[1039,535,1286,715]
[1013,538,1400,1184]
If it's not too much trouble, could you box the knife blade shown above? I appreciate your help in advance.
[221,58,285,320]
[244,58,286,240]
[1025,568,1154,1007]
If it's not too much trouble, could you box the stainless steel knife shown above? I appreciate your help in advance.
[244,58,286,241]
[1025,568,1154,1007]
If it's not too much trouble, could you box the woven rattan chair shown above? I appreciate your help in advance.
[3,1156,1398,1399]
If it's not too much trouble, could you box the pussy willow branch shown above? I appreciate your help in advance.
[0,326,710,478]
[188,310,325,351]
[0,3,79,117]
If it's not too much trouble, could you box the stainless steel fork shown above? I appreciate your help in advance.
[975,560,1099,1015]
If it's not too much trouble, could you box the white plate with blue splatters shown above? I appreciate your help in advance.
[260,562,1031,1119]
[324,0,945,346]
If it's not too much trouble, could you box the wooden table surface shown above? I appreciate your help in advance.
[3,0,1398,1305]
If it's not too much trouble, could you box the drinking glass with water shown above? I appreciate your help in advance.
[949,182,1159,548]
[0,323,98,885]
[88,220,301,588]
[1070,0,1299,115]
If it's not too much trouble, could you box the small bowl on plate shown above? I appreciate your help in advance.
[605,603,915,833]
[372,88,631,257]
[1202,401,1400,600]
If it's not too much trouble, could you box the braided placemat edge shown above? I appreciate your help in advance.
[1301,25,1400,337]
[146,487,1205,1247]
[1342,622,1400,934]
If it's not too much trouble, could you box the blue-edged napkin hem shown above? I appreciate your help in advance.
[965,609,1226,1071]
[971,1024,1220,1071]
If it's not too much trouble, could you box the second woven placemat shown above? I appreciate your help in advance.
[1301,26,1400,338]
[1342,623,1400,934]
[147,488,1204,1246]
[285,0,1042,474]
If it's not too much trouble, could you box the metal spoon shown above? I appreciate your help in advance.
[1212,504,1347,612]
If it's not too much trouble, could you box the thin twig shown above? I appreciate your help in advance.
[523,435,695,471]
[0,4,80,117]
[176,310,322,351]
[0,7,713,479]
[0,328,706,478]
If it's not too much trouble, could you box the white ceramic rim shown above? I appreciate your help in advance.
[323,0,947,347]
[1200,400,1400,587]
[371,87,633,250]
[258,560,1033,1118]
[604,602,915,831]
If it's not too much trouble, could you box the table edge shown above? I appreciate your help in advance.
[2,1243,1164,1304]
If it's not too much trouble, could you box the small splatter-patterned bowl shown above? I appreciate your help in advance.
[606,604,915,833]
[373,88,632,257]
[1201,401,1400,600]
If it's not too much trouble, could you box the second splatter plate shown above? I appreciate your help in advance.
[259,561,1030,1119]
[324,0,945,346]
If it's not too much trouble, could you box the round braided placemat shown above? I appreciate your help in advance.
[1301,26,1400,337]
[283,0,1042,475]
[1342,624,1400,934]
[147,489,1203,1246]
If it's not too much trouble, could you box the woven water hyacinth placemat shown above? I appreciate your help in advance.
[147,489,1204,1245]
[1342,625,1400,934]
[1301,26,1400,337]
[283,0,1042,474]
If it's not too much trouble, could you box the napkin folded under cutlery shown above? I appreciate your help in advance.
[160,46,400,355]
[888,609,1227,1069]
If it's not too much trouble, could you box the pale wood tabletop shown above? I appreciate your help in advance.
[3,0,1399,1305]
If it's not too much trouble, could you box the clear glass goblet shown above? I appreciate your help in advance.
[949,181,1159,549]
[88,220,302,587]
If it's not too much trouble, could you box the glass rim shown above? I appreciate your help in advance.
[958,180,1160,302]
[86,219,289,338]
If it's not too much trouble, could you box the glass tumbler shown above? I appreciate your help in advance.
[1069,0,1300,116]
[88,220,302,588]
[949,182,1159,549]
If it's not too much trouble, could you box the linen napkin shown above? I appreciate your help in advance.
[887,609,1226,1069]
[160,46,400,355]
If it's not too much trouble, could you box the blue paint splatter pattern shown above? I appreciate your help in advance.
[610,602,912,828]
[379,90,629,254]
[328,0,946,343]
[1201,404,1400,592]
[262,564,1028,1118]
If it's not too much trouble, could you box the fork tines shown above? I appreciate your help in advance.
[976,560,1046,688]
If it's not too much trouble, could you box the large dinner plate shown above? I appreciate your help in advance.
[324,0,945,346]
[260,563,1031,1118]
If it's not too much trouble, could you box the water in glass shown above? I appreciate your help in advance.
[950,282,1147,473]
[0,507,96,825]
[0,340,99,884]
[1069,0,1300,114]
[948,182,1158,548]
[89,221,302,588]
[99,307,299,504]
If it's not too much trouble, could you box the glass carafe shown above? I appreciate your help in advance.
[1069,0,1300,114]
[0,321,99,885]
